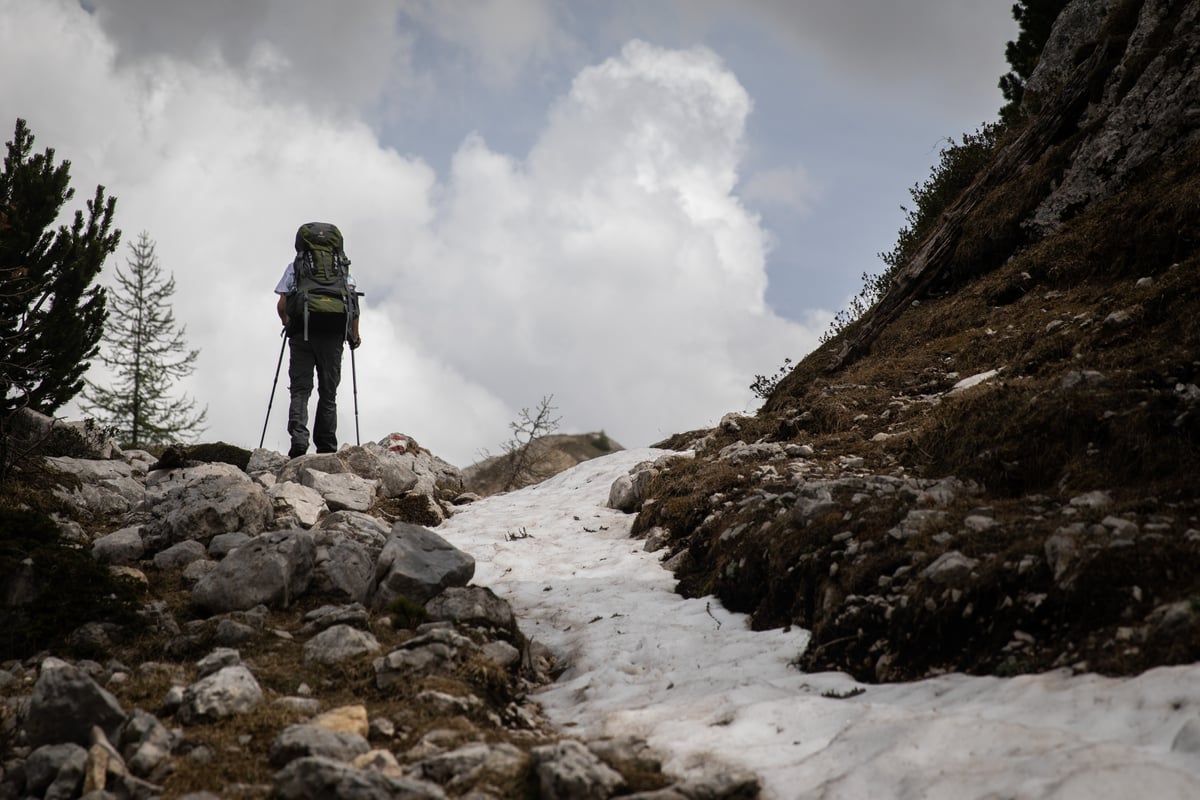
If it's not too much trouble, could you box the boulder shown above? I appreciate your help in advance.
[302,624,381,666]
[268,481,328,528]
[424,586,517,634]
[46,456,145,515]
[25,743,88,797]
[339,444,420,498]
[178,665,263,724]
[142,463,272,553]
[25,660,128,748]
[269,724,371,769]
[313,540,375,603]
[92,526,145,565]
[366,523,475,611]
[247,448,289,474]
[301,470,379,513]
[191,530,315,614]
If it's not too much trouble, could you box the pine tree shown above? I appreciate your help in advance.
[82,231,207,447]
[998,0,1072,122]
[0,118,118,416]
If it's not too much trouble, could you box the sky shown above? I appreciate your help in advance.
[441,449,1200,799]
[1,0,1016,467]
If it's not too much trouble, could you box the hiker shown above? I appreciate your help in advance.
[274,222,361,458]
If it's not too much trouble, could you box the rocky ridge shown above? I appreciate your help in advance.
[0,416,753,800]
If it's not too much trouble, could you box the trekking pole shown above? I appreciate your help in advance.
[350,343,360,446]
[349,290,364,446]
[259,329,287,449]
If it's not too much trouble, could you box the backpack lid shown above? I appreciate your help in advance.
[295,222,343,252]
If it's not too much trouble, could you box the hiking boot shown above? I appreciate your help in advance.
[288,445,307,459]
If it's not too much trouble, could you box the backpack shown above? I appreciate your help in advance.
[286,222,357,340]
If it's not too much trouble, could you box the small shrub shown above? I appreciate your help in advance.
[0,508,144,659]
[750,358,793,401]
[822,125,1003,344]
[388,594,429,630]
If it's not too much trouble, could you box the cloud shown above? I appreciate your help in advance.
[83,0,414,112]
[740,164,821,215]
[672,0,1016,116]
[400,0,569,87]
[2,4,820,465]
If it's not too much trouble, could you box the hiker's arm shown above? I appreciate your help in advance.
[349,315,361,348]
[276,294,288,327]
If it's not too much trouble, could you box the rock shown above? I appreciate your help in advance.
[91,527,145,566]
[44,456,145,515]
[181,558,218,587]
[339,444,420,499]
[301,470,379,513]
[26,660,128,748]
[207,531,251,558]
[178,665,264,724]
[415,742,525,790]
[1060,370,1107,389]
[25,743,88,797]
[273,756,447,800]
[424,586,516,633]
[311,705,370,738]
[366,523,475,611]
[299,603,371,635]
[1068,490,1113,509]
[643,527,670,553]
[1045,532,1080,583]
[313,539,375,603]
[480,640,521,669]
[277,453,349,484]
[314,511,391,551]
[302,625,381,666]
[247,448,289,474]
[374,628,476,689]
[142,463,273,553]
[530,739,626,800]
[195,647,242,678]
[268,724,371,769]
[152,540,208,570]
[269,481,328,528]
[191,530,316,614]
[920,551,979,588]
[608,475,638,513]
[117,709,177,779]
[350,748,405,777]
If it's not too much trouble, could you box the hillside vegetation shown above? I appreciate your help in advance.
[635,0,1200,682]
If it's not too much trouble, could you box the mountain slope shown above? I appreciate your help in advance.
[635,0,1200,682]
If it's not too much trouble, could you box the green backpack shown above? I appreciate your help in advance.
[286,222,357,340]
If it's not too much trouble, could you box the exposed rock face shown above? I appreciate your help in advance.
[830,0,1200,369]
[1023,0,1200,234]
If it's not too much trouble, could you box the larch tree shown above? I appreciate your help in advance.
[82,231,207,447]
[0,118,117,417]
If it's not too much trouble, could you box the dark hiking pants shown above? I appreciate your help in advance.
[287,333,343,455]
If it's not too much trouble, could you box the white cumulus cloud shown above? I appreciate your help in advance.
[2,3,820,465]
